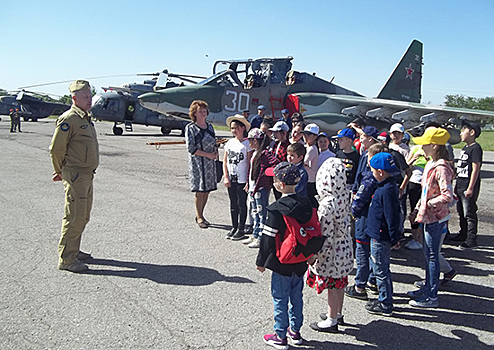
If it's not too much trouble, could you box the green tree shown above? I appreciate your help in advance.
[444,94,494,111]
[59,94,72,105]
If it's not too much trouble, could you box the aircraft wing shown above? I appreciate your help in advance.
[294,93,494,127]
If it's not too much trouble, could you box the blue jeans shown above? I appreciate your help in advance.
[355,216,375,290]
[251,188,268,239]
[422,221,446,300]
[354,241,376,290]
[370,239,393,308]
[271,271,304,338]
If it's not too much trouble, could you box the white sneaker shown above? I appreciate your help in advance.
[248,238,260,248]
[405,240,423,250]
[242,236,255,245]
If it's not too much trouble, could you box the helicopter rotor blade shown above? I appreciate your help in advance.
[168,73,207,79]
[18,74,139,90]
[136,72,160,77]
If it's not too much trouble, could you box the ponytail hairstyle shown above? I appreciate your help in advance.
[250,133,271,181]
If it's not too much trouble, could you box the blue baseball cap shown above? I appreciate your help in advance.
[333,128,355,140]
[363,126,380,139]
[281,109,289,114]
[258,105,266,110]
[318,132,330,139]
[369,152,401,177]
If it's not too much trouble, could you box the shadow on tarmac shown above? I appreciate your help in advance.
[304,320,493,350]
[84,258,254,286]
[479,169,494,179]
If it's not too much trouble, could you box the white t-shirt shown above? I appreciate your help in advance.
[225,138,251,184]
[389,142,410,159]
[305,144,319,183]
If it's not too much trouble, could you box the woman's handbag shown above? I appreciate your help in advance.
[215,159,223,183]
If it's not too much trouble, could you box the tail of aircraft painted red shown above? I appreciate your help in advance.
[377,39,423,103]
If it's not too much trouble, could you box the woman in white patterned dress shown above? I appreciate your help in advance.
[185,100,218,228]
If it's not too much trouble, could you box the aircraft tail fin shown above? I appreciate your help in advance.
[377,39,423,103]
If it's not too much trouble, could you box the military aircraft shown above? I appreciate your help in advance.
[0,90,70,121]
[138,40,494,137]
[90,71,207,135]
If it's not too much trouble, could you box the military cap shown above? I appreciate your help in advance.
[69,80,91,93]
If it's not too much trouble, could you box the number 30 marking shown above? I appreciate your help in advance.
[225,90,250,112]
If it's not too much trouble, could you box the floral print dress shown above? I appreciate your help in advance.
[306,157,354,293]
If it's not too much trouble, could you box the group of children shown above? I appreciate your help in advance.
[222,113,361,249]
[220,112,483,349]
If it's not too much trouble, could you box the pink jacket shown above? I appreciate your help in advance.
[416,159,454,224]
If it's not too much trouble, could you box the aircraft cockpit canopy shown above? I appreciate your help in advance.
[198,69,243,88]
[92,94,121,112]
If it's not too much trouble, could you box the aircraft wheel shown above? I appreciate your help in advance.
[23,117,30,122]
[161,127,171,135]
[113,126,123,135]
[32,118,38,122]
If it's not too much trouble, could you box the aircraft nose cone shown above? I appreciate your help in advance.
[138,92,163,112]
[138,92,160,106]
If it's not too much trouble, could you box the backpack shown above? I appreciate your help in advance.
[276,208,325,264]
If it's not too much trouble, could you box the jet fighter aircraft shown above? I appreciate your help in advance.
[138,56,362,129]
[138,40,494,135]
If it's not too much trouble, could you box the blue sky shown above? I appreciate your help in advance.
[1,0,493,105]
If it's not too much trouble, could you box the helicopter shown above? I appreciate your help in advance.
[138,40,494,137]
[90,70,207,135]
[0,90,70,121]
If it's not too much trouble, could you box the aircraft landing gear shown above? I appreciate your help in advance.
[113,124,123,135]
[161,127,171,135]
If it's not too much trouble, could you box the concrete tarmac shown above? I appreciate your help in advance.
[1,119,493,349]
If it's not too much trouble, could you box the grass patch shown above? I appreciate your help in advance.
[214,125,230,132]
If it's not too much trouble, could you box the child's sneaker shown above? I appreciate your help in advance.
[231,230,246,241]
[366,282,379,295]
[405,240,423,250]
[225,228,236,239]
[344,285,368,300]
[407,289,426,300]
[441,268,457,285]
[248,238,261,248]
[413,280,425,288]
[460,242,477,250]
[263,333,288,350]
[409,297,439,308]
[365,300,393,316]
[242,236,255,245]
[287,327,302,345]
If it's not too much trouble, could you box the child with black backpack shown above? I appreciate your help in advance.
[256,162,322,349]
